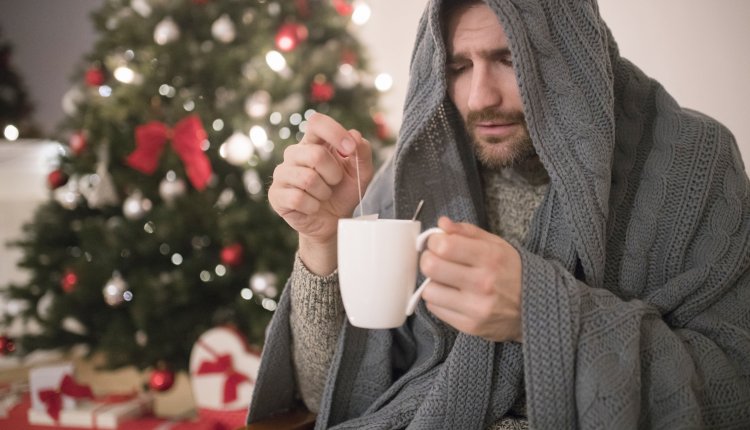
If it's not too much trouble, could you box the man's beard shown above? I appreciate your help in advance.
[465,108,535,170]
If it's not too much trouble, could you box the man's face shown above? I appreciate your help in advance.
[445,3,534,169]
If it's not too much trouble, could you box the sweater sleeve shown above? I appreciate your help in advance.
[289,253,346,413]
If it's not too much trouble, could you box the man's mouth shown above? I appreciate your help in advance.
[473,122,519,138]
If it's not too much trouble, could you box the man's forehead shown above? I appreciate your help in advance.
[445,3,509,53]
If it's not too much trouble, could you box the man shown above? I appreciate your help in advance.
[249,0,750,428]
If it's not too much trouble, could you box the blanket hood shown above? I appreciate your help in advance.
[393,0,617,287]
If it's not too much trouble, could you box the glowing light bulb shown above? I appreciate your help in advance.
[352,2,371,25]
[375,73,393,92]
[265,50,287,72]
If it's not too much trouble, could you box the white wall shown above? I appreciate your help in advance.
[359,0,750,163]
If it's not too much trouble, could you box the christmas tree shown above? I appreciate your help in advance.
[1,0,392,373]
[0,26,41,140]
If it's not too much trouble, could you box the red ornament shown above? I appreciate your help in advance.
[0,335,16,356]
[69,131,87,155]
[311,80,335,103]
[220,243,244,268]
[275,23,308,53]
[47,169,69,190]
[61,269,79,293]
[85,67,106,87]
[332,0,353,16]
[373,112,390,140]
[149,367,175,392]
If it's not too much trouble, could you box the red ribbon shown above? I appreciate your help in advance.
[196,354,252,404]
[126,115,212,190]
[38,374,94,420]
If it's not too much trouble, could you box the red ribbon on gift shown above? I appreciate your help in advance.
[126,115,212,190]
[196,353,252,404]
[38,374,94,420]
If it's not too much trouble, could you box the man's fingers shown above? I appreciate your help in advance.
[302,113,357,157]
[283,144,344,186]
[269,187,321,216]
[437,217,501,243]
[273,164,333,202]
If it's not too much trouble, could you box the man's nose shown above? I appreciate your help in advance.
[467,65,502,112]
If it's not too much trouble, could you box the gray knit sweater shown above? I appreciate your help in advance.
[249,0,750,428]
[289,167,547,430]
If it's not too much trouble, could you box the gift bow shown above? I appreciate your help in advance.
[196,354,252,404]
[126,115,212,190]
[38,374,94,420]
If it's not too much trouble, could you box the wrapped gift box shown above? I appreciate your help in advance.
[189,326,261,430]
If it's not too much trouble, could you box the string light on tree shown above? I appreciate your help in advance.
[102,272,129,307]
[351,1,372,25]
[3,124,19,141]
[123,190,153,220]
[220,132,255,166]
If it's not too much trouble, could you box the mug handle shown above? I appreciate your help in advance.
[405,227,445,316]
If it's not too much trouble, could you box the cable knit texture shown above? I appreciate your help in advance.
[249,0,750,428]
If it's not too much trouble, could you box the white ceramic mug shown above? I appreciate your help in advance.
[337,218,444,329]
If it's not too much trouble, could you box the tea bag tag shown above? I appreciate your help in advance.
[353,151,378,220]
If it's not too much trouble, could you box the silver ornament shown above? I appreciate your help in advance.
[54,179,81,210]
[211,14,236,44]
[103,272,128,307]
[159,173,187,204]
[123,190,152,220]
[154,17,180,45]
[244,90,272,118]
[85,146,120,209]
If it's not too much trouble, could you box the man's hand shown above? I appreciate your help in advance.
[268,113,373,275]
[419,217,523,343]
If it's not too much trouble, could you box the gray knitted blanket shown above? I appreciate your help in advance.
[248,0,750,428]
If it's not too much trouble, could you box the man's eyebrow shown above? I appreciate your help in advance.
[447,47,512,63]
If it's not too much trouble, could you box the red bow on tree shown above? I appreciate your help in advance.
[196,354,252,404]
[38,374,94,420]
[126,115,212,190]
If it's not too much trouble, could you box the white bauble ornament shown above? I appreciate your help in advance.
[154,17,180,45]
[54,180,82,210]
[220,132,255,166]
[103,272,128,307]
[244,90,271,118]
[159,174,187,204]
[131,0,152,17]
[335,63,359,89]
[62,317,88,335]
[62,86,84,116]
[123,190,152,220]
[211,14,236,44]
[36,291,55,320]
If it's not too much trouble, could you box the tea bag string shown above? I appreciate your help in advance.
[355,151,364,218]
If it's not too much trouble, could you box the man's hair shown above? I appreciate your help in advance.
[441,0,485,40]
